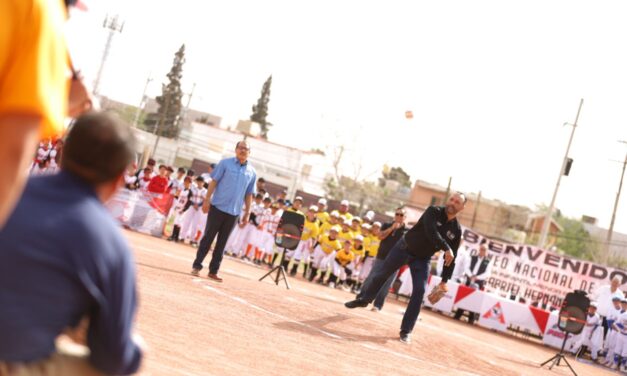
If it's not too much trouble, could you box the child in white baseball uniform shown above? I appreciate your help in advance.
[257,202,281,265]
[603,297,624,366]
[178,176,207,245]
[167,176,192,242]
[573,302,602,362]
[611,299,627,370]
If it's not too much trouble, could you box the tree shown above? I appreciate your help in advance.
[196,116,213,125]
[379,165,411,188]
[144,44,186,138]
[554,214,601,261]
[250,75,272,138]
[324,175,399,215]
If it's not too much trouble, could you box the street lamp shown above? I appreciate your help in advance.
[93,14,124,97]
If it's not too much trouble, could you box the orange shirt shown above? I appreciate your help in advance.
[0,0,69,138]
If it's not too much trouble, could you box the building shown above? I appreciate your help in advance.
[582,216,627,259]
[407,179,531,240]
[131,121,333,197]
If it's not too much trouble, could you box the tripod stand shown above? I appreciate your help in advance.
[541,332,577,376]
[259,247,290,289]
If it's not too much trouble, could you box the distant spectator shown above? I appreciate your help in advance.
[137,158,156,181]
[592,276,625,338]
[169,167,186,195]
[359,207,407,312]
[138,167,152,190]
[147,165,169,194]
[454,243,493,324]
[201,163,215,189]
[256,177,266,193]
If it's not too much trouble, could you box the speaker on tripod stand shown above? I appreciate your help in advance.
[540,290,590,376]
[259,210,304,289]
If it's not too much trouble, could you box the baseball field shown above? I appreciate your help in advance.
[128,230,611,376]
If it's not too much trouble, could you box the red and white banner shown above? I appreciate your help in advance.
[397,272,550,335]
[462,227,627,309]
[106,189,173,236]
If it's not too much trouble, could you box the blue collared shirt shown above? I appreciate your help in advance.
[210,157,257,216]
[0,172,142,375]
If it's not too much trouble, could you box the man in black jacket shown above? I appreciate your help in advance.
[345,192,466,344]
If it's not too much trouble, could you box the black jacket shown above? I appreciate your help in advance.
[403,206,462,282]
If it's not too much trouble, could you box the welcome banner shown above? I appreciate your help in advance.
[462,228,627,308]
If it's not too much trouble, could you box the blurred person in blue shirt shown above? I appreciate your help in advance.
[0,112,142,375]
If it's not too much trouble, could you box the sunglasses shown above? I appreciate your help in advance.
[395,213,405,217]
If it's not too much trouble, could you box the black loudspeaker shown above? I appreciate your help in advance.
[558,290,590,335]
[275,211,304,250]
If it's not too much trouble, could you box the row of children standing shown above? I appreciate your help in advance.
[223,197,383,291]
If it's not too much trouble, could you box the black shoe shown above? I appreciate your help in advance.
[344,299,368,309]
[399,331,411,344]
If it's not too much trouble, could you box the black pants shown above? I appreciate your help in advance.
[192,207,238,274]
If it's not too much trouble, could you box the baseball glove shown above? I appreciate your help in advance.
[427,284,448,305]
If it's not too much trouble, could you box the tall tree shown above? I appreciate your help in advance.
[250,75,272,138]
[379,165,412,188]
[144,44,186,138]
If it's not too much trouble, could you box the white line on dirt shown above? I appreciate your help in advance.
[139,243,540,373]
[198,282,483,375]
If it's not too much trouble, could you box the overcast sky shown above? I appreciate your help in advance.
[66,0,627,235]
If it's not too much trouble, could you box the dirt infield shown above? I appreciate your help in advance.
[127,230,611,376]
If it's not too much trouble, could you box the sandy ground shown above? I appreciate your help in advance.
[127,230,612,376]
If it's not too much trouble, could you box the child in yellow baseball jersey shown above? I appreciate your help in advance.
[285,205,320,277]
[329,240,356,289]
[309,226,342,284]
[355,222,381,293]
[338,219,355,243]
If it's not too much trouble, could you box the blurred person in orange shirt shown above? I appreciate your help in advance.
[0,0,91,228]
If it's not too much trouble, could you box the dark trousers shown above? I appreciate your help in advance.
[357,237,430,334]
[192,207,238,274]
[360,258,398,310]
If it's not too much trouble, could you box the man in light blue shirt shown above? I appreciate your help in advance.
[192,140,256,282]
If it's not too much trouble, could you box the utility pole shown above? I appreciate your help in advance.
[178,82,196,127]
[537,99,583,249]
[443,177,452,205]
[132,75,153,128]
[471,191,482,228]
[607,140,627,255]
[93,15,124,97]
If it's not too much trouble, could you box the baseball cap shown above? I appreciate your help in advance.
[355,235,364,241]
[361,223,371,230]
[365,210,375,220]
[372,221,382,227]
[340,199,349,206]
[589,302,598,308]
[318,198,327,205]
[330,226,340,233]
[613,296,622,301]
[330,210,340,218]
[352,217,361,223]
[294,196,303,202]
[343,219,352,226]
[308,205,318,212]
